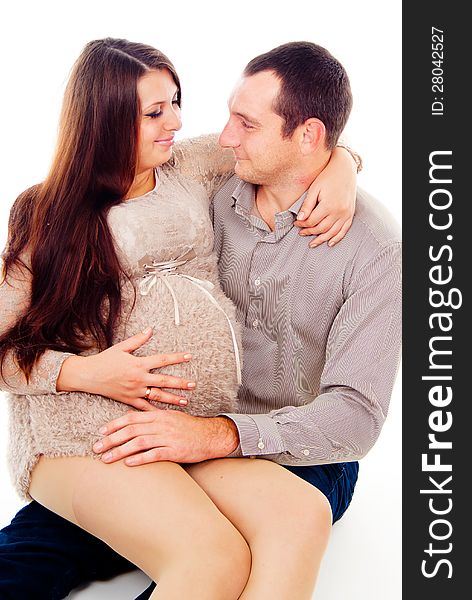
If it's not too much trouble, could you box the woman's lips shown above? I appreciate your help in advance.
[155,137,174,147]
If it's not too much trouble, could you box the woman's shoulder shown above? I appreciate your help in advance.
[170,134,220,168]
[8,184,41,225]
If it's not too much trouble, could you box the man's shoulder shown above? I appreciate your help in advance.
[350,187,401,250]
[325,188,401,278]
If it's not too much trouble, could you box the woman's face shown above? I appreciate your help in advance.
[136,69,182,173]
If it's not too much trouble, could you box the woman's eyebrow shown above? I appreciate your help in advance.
[142,101,163,112]
[143,93,179,113]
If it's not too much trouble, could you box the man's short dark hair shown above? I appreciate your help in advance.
[243,41,352,150]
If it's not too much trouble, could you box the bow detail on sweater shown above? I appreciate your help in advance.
[137,248,242,385]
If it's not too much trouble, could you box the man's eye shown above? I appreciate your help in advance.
[242,121,254,129]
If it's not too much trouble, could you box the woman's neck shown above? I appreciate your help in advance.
[125,168,156,200]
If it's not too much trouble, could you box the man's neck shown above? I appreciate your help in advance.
[255,155,330,230]
[254,185,299,231]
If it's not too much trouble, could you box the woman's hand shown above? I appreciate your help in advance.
[294,145,358,247]
[57,328,195,411]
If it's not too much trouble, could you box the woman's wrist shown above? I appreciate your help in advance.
[56,355,88,393]
[335,142,363,173]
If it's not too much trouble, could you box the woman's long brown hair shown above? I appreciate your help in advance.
[0,38,181,381]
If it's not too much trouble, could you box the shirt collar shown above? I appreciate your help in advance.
[232,179,308,218]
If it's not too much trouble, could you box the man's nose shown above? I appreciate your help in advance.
[218,121,238,148]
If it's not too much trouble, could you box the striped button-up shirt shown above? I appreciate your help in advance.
[212,176,401,465]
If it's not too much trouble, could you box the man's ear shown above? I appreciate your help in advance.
[300,118,326,155]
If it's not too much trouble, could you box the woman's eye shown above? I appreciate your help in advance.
[146,111,161,119]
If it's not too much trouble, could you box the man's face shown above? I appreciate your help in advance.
[219,71,300,185]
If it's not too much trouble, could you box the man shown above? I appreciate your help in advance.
[0,42,400,599]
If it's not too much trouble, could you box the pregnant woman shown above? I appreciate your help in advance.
[0,38,358,598]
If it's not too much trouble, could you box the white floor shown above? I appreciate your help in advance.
[1,375,401,600]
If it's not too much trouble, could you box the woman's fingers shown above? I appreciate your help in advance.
[111,327,153,353]
[146,386,189,406]
[142,351,192,370]
[298,215,336,236]
[309,221,344,248]
[122,386,190,410]
[127,398,160,412]
[146,371,195,391]
[296,188,321,222]
[294,204,329,229]
[84,338,196,406]
[295,216,352,248]
[325,218,353,247]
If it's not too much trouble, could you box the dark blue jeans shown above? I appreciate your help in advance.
[0,461,358,600]
[0,502,135,599]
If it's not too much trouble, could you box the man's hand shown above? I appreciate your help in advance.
[93,410,240,465]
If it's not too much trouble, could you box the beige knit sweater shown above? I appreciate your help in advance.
[0,136,241,500]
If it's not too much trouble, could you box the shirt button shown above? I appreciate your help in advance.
[252,319,259,328]
[302,449,310,456]
[257,439,265,450]
[254,278,261,286]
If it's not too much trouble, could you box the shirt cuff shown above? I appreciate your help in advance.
[221,413,286,457]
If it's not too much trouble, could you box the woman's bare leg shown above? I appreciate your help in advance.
[186,458,332,600]
[30,456,251,599]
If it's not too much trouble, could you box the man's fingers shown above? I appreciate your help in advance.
[124,446,175,467]
[125,447,173,466]
[142,352,192,370]
[95,423,156,454]
[112,328,153,353]
[99,434,162,463]
[98,411,155,437]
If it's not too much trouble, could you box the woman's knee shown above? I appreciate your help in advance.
[31,457,250,597]
[281,484,332,554]
[172,515,251,598]
[72,459,250,596]
[249,477,332,556]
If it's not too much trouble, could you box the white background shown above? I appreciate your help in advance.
[0,1,402,598]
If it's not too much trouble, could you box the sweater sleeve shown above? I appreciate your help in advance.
[337,137,363,173]
[0,264,73,395]
[172,134,236,199]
